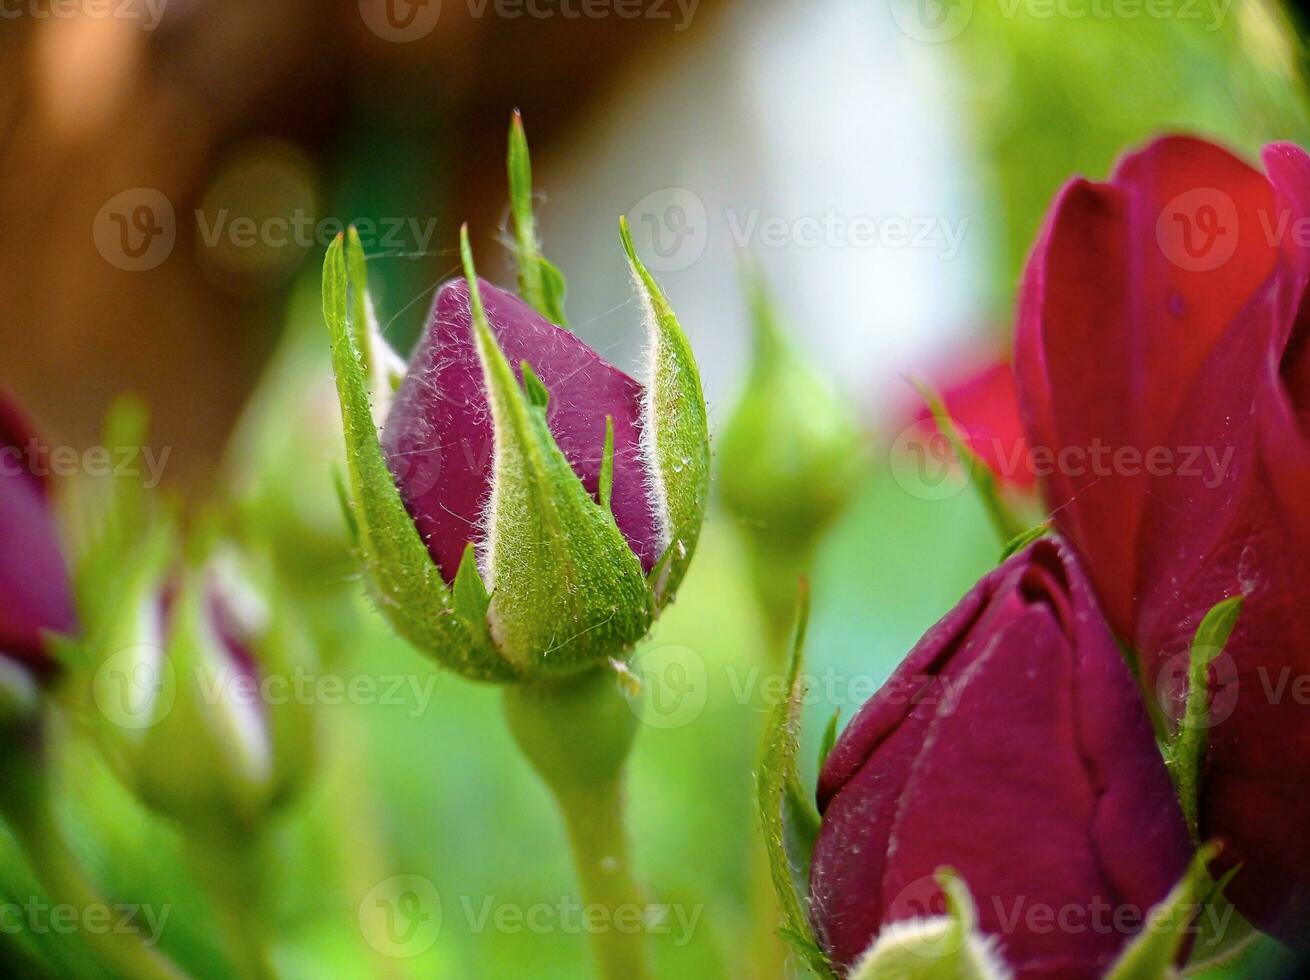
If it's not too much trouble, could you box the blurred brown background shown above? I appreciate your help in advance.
[0,0,726,483]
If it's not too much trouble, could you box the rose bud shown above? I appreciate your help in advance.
[718,266,865,639]
[324,219,709,683]
[0,390,77,692]
[809,538,1191,978]
[1014,135,1310,939]
[92,543,316,834]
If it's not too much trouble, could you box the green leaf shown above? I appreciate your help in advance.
[323,232,514,682]
[848,871,1008,980]
[1184,867,1259,975]
[757,581,835,979]
[619,215,710,609]
[1105,844,1219,980]
[461,227,652,676]
[1167,596,1243,838]
[507,111,568,326]
[911,378,1026,545]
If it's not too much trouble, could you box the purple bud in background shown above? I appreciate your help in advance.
[810,538,1190,979]
[381,278,662,583]
[0,390,77,677]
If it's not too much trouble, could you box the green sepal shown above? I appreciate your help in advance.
[70,512,177,778]
[848,870,1008,980]
[453,543,492,650]
[323,232,516,682]
[461,228,652,676]
[618,215,710,609]
[1104,844,1218,980]
[817,709,840,772]
[756,582,835,979]
[69,395,155,630]
[599,416,616,515]
[520,360,551,410]
[999,520,1050,562]
[912,378,1026,545]
[1166,596,1243,838]
[1184,866,1259,974]
[508,111,568,326]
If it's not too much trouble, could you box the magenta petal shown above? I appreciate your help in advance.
[810,540,1188,978]
[0,391,76,674]
[382,278,661,584]
[1016,137,1280,636]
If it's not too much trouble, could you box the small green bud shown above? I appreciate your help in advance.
[718,267,866,635]
[87,542,317,835]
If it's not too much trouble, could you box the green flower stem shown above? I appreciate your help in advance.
[185,830,277,980]
[1,734,187,980]
[556,777,653,980]
[738,536,813,979]
[504,668,652,980]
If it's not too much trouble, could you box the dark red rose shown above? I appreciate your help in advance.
[810,538,1190,978]
[1015,135,1310,940]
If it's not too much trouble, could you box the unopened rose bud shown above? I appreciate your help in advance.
[810,538,1190,978]
[325,218,709,683]
[95,546,316,834]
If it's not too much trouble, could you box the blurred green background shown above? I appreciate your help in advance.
[3,0,1310,976]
